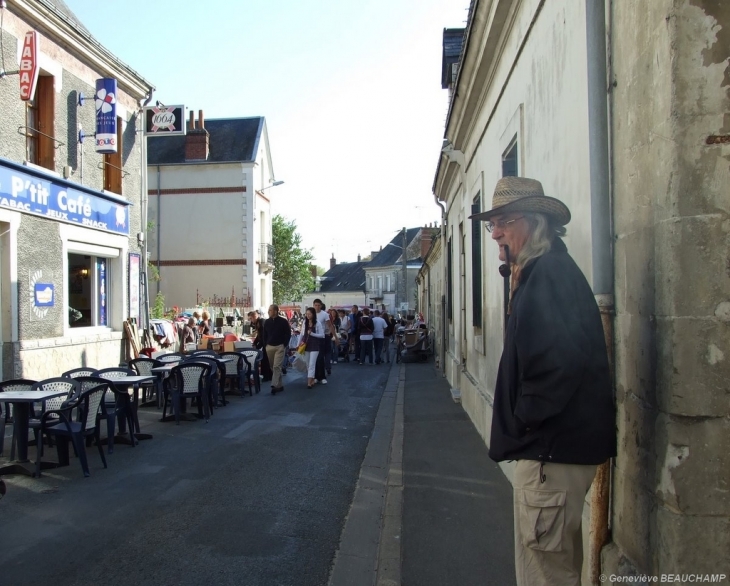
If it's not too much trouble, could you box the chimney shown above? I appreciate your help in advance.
[330,254,336,270]
[185,109,210,161]
[357,254,361,262]
[420,228,433,259]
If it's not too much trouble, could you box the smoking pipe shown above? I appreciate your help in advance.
[498,246,511,277]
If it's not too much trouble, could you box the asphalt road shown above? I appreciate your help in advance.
[0,361,391,586]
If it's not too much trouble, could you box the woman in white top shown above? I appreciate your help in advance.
[303,307,325,388]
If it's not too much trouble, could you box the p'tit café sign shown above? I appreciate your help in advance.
[19,31,39,101]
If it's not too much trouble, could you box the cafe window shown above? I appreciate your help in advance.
[103,117,123,195]
[68,252,110,328]
[25,74,55,171]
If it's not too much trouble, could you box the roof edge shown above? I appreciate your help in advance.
[14,0,155,99]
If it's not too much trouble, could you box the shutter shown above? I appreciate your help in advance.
[471,198,482,327]
[37,76,55,171]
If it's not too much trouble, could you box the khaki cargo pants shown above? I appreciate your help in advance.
[513,460,597,586]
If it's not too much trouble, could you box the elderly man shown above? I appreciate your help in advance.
[263,304,291,395]
[471,177,616,586]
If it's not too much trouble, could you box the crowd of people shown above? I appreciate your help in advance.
[245,301,404,394]
[181,310,212,345]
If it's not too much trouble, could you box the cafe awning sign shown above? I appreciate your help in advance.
[144,105,186,136]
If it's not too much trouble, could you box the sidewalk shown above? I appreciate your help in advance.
[401,362,516,586]
[329,361,516,586]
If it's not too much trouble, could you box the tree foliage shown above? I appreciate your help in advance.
[272,214,314,303]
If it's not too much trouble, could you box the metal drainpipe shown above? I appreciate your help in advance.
[433,191,447,374]
[156,164,161,298]
[139,90,153,335]
[586,0,614,583]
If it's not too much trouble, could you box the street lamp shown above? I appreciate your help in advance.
[258,180,284,192]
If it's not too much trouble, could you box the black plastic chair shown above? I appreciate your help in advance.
[219,352,246,397]
[0,379,37,458]
[155,352,185,364]
[186,357,221,412]
[62,367,99,379]
[239,350,262,394]
[95,368,137,449]
[30,378,80,450]
[163,362,211,424]
[188,350,217,358]
[35,383,108,478]
[129,357,158,404]
[75,376,133,453]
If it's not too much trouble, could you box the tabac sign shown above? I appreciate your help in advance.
[19,32,39,101]
[144,105,186,136]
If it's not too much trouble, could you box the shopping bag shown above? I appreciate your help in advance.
[293,352,308,373]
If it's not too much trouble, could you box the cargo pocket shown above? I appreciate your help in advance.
[517,488,566,552]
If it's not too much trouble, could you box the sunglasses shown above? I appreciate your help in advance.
[485,216,524,233]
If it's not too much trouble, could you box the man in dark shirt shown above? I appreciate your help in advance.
[263,304,291,394]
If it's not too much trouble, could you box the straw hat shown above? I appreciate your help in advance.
[469,177,571,225]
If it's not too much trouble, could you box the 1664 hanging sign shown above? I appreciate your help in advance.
[95,78,118,153]
[144,105,186,136]
[19,32,39,101]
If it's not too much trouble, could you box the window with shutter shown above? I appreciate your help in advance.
[103,117,123,194]
[25,75,55,170]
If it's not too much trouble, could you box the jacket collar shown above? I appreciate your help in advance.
[518,237,565,284]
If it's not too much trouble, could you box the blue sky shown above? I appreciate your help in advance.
[64,0,469,267]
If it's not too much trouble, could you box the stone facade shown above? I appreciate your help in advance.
[0,1,153,379]
[605,0,730,578]
[424,0,729,581]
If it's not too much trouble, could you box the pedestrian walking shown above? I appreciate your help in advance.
[371,310,387,364]
[358,308,374,365]
[350,304,362,359]
[328,308,341,365]
[382,311,394,363]
[313,299,336,383]
[470,176,616,586]
[249,310,273,381]
[263,304,291,395]
[302,306,324,388]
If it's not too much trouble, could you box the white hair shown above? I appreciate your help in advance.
[515,213,567,269]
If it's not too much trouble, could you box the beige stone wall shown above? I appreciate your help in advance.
[12,332,125,379]
[608,0,730,576]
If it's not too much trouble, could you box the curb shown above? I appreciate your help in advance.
[328,362,403,586]
[375,365,404,586]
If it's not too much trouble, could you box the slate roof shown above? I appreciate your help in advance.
[442,28,465,89]
[318,262,367,293]
[367,228,422,268]
[147,117,264,165]
[44,0,94,38]
[41,0,153,90]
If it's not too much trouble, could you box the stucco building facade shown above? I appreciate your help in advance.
[146,114,277,312]
[0,0,153,379]
[422,0,729,581]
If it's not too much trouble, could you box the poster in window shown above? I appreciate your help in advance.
[97,258,107,326]
[129,253,140,321]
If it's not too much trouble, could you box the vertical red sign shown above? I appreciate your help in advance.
[19,31,39,101]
